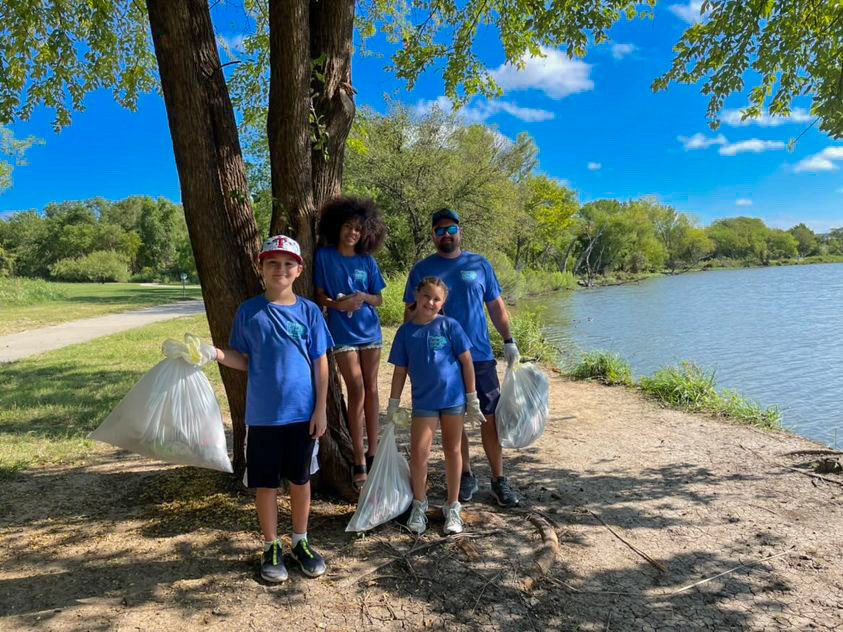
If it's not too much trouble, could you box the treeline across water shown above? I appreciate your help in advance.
[3,103,841,286]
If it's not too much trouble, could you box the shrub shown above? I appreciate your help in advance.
[485,251,525,302]
[377,273,407,327]
[0,277,68,306]
[49,250,130,283]
[490,306,557,364]
[568,351,633,386]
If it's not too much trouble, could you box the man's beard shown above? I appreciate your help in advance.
[438,238,457,254]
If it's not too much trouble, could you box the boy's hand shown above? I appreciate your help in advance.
[309,409,327,439]
[465,392,486,426]
[385,397,400,424]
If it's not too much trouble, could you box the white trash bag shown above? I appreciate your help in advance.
[495,362,549,449]
[346,412,412,532]
[89,333,233,473]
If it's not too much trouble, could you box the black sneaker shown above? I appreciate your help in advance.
[490,476,519,507]
[290,539,327,578]
[260,541,288,583]
[459,471,478,502]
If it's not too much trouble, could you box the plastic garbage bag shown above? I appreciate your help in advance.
[495,362,549,449]
[346,412,412,532]
[89,333,233,473]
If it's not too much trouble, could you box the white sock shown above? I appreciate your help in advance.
[263,539,279,552]
[292,532,307,547]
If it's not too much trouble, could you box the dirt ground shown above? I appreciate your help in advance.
[2,367,842,631]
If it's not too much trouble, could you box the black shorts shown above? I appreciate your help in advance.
[243,422,317,487]
[474,360,501,416]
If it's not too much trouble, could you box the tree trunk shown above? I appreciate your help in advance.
[146,0,262,479]
[267,0,357,499]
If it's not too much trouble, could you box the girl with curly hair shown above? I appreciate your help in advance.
[314,196,387,490]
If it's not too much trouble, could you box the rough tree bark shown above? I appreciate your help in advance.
[268,0,358,498]
[146,0,262,479]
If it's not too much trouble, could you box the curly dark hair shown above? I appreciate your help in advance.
[317,196,386,254]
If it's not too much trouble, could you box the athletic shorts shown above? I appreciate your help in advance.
[412,404,466,419]
[243,422,317,487]
[474,360,501,416]
[333,342,382,354]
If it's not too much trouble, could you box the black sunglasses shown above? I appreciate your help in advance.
[434,225,459,237]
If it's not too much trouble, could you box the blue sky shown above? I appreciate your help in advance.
[2,1,841,232]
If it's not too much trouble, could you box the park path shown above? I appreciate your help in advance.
[0,300,205,363]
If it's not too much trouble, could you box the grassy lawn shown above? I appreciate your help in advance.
[0,313,227,478]
[0,278,203,335]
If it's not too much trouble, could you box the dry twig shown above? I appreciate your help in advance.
[586,509,667,573]
[667,549,793,595]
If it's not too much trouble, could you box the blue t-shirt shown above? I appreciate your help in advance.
[314,246,387,347]
[229,295,333,426]
[387,315,472,410]
[404,251,502,361]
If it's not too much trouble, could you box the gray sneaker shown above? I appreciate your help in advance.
[406,498,428,534]
[490,476,519,507]
[442,501,464,535]
[458,471,478,502]
[260,540,288,583]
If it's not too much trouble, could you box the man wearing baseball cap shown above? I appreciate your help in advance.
[403,209,521,507]
[211,234,333,582]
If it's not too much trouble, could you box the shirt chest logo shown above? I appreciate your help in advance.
[353,269,367,284]
[428,335,448,350]
[285,322,306,340]
[461,270,478,282]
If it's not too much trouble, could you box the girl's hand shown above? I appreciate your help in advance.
[385,398,401,424]
[465,392,486,426]
[346,292,366,311]
[309,409,327,439]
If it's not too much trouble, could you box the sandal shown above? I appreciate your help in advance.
[365,453,375,473]
[351,463,367,491]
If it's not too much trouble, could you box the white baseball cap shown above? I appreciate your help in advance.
[259,235,303,264]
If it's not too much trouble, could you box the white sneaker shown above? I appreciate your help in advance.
[407,498,428,534]
[442,501,464,535]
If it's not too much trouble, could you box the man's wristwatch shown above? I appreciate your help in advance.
[503,338,514,344]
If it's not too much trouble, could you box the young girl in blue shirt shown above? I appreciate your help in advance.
[386,277,486,535]
[314,197,387,490]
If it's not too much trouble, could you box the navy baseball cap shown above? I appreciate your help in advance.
[431,208,460,225]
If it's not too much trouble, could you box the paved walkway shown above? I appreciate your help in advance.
[0,300,205,363]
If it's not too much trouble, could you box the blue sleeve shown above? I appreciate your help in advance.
[228,304,249,354]
[403,266,419,304]
[483,259,502,302]
[307,303,333,359]
[449,318,472,356]
[369,256,386,294]
[387,327,408,367]
[313,248,327,291]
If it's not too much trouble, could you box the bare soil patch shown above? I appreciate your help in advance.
[1,371,841,631]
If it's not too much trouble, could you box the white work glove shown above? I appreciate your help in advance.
[385,398,401,425]
[503,341,520,368]
[465,391,486,426]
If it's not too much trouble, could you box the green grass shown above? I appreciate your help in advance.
[0,277,202,335]
[0,313,226,478]
[639,362,781,429]
[568,351,633,386]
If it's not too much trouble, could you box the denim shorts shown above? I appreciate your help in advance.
[412,404,466,419]
[333,342,383,354]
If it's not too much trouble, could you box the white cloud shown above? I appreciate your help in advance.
[217,33,246,53]
[793,146,843,173]
[735,198,753,206]
[587,162,602,171]
[837,188,843,193]
[718,139,786,156]
[668,1,705,24]
[721,107,813,127]
[678,133,728,150]
[412,96,554,123]
[610,43,636,60]
[489,47,594,100]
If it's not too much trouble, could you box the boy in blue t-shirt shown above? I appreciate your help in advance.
[211,235,333,583]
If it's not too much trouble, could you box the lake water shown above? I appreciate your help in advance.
[537,263,843,447]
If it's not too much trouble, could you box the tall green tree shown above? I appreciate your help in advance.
[654,0,843,138]
[788,223,818,257]
[1,126,43,192]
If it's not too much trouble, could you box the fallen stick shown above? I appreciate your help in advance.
[586,509,667,573]
[471,571,503,614]
[776,463,843,487]
[778,449,843,457]
[526,514,560,585]
[667,549,792,595]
